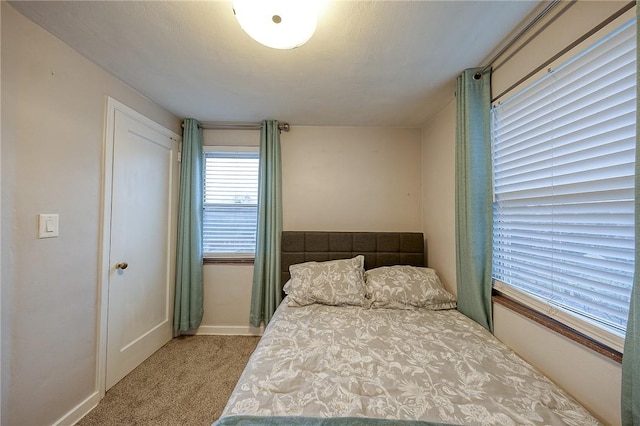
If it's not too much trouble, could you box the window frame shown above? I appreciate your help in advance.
[490,15,636,355]
[202,145,260,261]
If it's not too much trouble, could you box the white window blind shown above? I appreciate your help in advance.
[203,150,259,256]
[491,18,636,341]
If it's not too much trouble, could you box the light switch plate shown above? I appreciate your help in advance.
[38,214,59,238]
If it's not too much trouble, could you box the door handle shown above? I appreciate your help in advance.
[115,262,129,270]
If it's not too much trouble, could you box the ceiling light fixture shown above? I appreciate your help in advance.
[232,0,325,50]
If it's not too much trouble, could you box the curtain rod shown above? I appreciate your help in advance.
[183,122,290,132]
[492,0,635,102]
[475,0,563,78]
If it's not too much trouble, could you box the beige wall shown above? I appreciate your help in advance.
[420,101,457,295]
[420,4,629,423]
[1,3,180,425]
[199,126,423,332]
[282,127,423,232]
[201,264,259,335]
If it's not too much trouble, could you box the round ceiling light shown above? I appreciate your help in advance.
[232,0,323,50]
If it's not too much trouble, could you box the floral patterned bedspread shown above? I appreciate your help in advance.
[217,302,601,426]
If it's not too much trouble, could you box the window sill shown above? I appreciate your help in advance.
[492,290,622,364]
[203,258,254,265]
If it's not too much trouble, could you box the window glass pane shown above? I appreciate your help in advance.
[491,18,636,338]
[203,150,259,255]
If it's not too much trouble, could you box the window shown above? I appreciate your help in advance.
[491,17,636,351]
[203,147,259,258]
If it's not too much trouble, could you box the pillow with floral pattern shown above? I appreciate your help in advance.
[284,256,367,307]
[365,265,456,310]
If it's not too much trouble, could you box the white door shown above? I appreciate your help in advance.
[105,105,180,390]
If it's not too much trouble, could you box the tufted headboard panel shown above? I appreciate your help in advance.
[281,231,426,289]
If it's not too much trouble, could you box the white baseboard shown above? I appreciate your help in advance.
[196,325,263,336]
[53,391,101,426]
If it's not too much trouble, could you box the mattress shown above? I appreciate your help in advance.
[214,301,601,426]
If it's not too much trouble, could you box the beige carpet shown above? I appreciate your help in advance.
[77,335,260,426]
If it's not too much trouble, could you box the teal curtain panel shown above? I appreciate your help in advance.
[455,68,493,332]
[250,120,283,327]
[622,6,639,423]
[173,118,204,336]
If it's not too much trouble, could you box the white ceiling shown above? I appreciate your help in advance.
[10,0,540,127]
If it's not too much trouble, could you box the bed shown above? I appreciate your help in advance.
[214,232,601,426]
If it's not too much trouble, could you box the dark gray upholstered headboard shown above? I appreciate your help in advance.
[281,231,426,287]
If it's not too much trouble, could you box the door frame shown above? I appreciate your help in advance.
[97,97,181,397]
